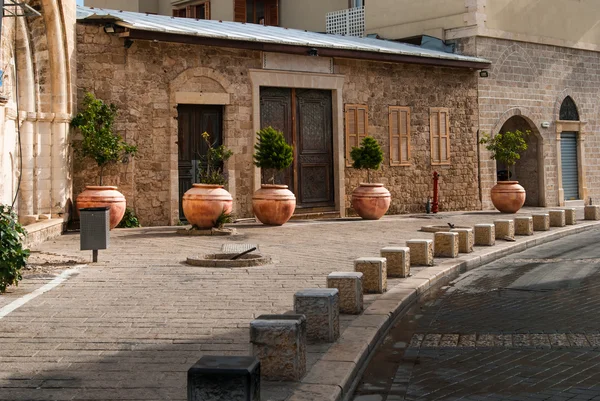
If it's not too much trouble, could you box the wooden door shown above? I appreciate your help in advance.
[259,87,335,211]
[295,89,334,208]
[177,104,223,220]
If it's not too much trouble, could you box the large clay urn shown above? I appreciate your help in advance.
[490,181,526,213]
[77,186,126,230]
[252,184,296,226]
[182,184,233,229]
[352,183,391,220]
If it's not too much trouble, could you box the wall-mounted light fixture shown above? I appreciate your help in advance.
[307,48,319,57]
[103,24,115,34]
[479,70,489,78]
[541,122,550,128]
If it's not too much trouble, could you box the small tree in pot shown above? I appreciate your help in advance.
[350,136,391,220]
[71,92,138,229]
[0,205,29,294]
[479,129,530,213]
[252,127,296,225]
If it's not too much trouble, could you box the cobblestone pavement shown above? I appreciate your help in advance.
[353,227,600,401]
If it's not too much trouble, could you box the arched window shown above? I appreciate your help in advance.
[559,96,579,121]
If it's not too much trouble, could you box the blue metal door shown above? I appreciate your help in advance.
[561,132,579,200]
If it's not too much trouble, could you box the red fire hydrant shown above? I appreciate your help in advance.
[432,171,439,214]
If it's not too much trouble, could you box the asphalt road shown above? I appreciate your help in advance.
[353,228,600,401]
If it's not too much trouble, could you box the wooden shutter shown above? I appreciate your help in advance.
[430,108,450,165]
[186,5,196,18]
[234,0,246,22]
[265,0,279,26]
[173,8,186,17]
[204,1,211,19]
[345,104,369,164]
[389,106,410,166]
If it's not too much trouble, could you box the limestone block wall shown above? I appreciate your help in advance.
[337,58,481,215]
[456,36,600,208]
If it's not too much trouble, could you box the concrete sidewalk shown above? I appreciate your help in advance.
[0,207,596,400]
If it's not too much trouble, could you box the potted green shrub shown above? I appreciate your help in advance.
[182,131,234,229]
[350,136,391,220]
[71,92,137,229]
[252,126,296,225]
[479,129,529,213]
[0,205,29,294]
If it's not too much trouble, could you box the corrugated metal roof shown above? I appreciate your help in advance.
[76,5,490,66]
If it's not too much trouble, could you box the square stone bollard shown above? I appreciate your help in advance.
[585,205,600,220]
[380,247,410,278]
[434,232,459,258]
[354,257,387,293]
[327,272,363,314]
[188,355,260,401]
[549,210,566,227]
[514,216,534,236]
[474,224,495,246]
[564,208,577,225]
[450,228,474,253]
[406,240,434,266]
[532,213,550,231]
[494,219,515,240]
[294,289,340,342]
[250,315,306,381]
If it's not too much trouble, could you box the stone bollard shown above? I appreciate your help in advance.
[250,315,306,381]
[532,213,550,231]
[494,219,515,240]
[549,210,566,227]
[294,289,340,342]
[406,240,434,266]
[434,232,459,258]
[327,272,363,314]
[188,355,260,401]
[474,224,495,246]
[354,257,387,294]
[514,216,534,236]
[585,205,600,220]
[380,247,410,277]
[450,228,474,253]
[564,208,577,225]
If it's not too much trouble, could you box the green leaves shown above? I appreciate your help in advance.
[71,92,138,184]
[253,127,293,184]
[196,132,233,185]
[479,130,529,167]
[116,207,141,228]
[0,205,29,294]
[350,136,384,171]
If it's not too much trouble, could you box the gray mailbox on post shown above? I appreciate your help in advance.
[80,207,110,262]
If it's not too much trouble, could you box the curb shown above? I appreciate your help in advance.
[286,221,600,401]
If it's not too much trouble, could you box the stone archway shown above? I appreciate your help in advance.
[498,115,544,207]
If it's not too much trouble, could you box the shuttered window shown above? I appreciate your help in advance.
[236,0,279,25]
[173,1,210,19]
[234,0,246,22]
[345,104,368,164]
[389,106,411,166]
[430,108,450,165]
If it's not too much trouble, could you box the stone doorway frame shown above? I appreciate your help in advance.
[555,120,587,206]
[492,109,546,207]
[248,69,346,217]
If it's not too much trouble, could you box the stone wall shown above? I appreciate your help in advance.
[456,36,600,208]
[337,59,481,215]
[76,23,482,225]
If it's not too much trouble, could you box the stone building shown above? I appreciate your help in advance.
[75,6,490,226]
[362,0,600,208]
[0,1,76,244]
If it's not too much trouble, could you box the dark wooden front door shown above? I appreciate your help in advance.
[260,87,334,210]
[177,104,223,220]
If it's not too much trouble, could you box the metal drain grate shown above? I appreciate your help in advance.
[220,243,260,254]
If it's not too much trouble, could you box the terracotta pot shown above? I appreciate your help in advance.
[252,184,296,226]
[77,186,127,230]
[182,184,233,229]
[490,181,526,213]
[352,183,391,220]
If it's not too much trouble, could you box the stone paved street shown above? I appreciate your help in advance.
[353,227,600,401]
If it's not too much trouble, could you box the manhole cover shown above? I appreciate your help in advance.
[186,253,271,268]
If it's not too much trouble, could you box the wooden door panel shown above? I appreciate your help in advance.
[296,89,334,208]
[259,87,293,188]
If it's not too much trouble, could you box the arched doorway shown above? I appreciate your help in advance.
[498,116,542,207]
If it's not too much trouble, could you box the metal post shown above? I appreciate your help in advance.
[432,171,439,214]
